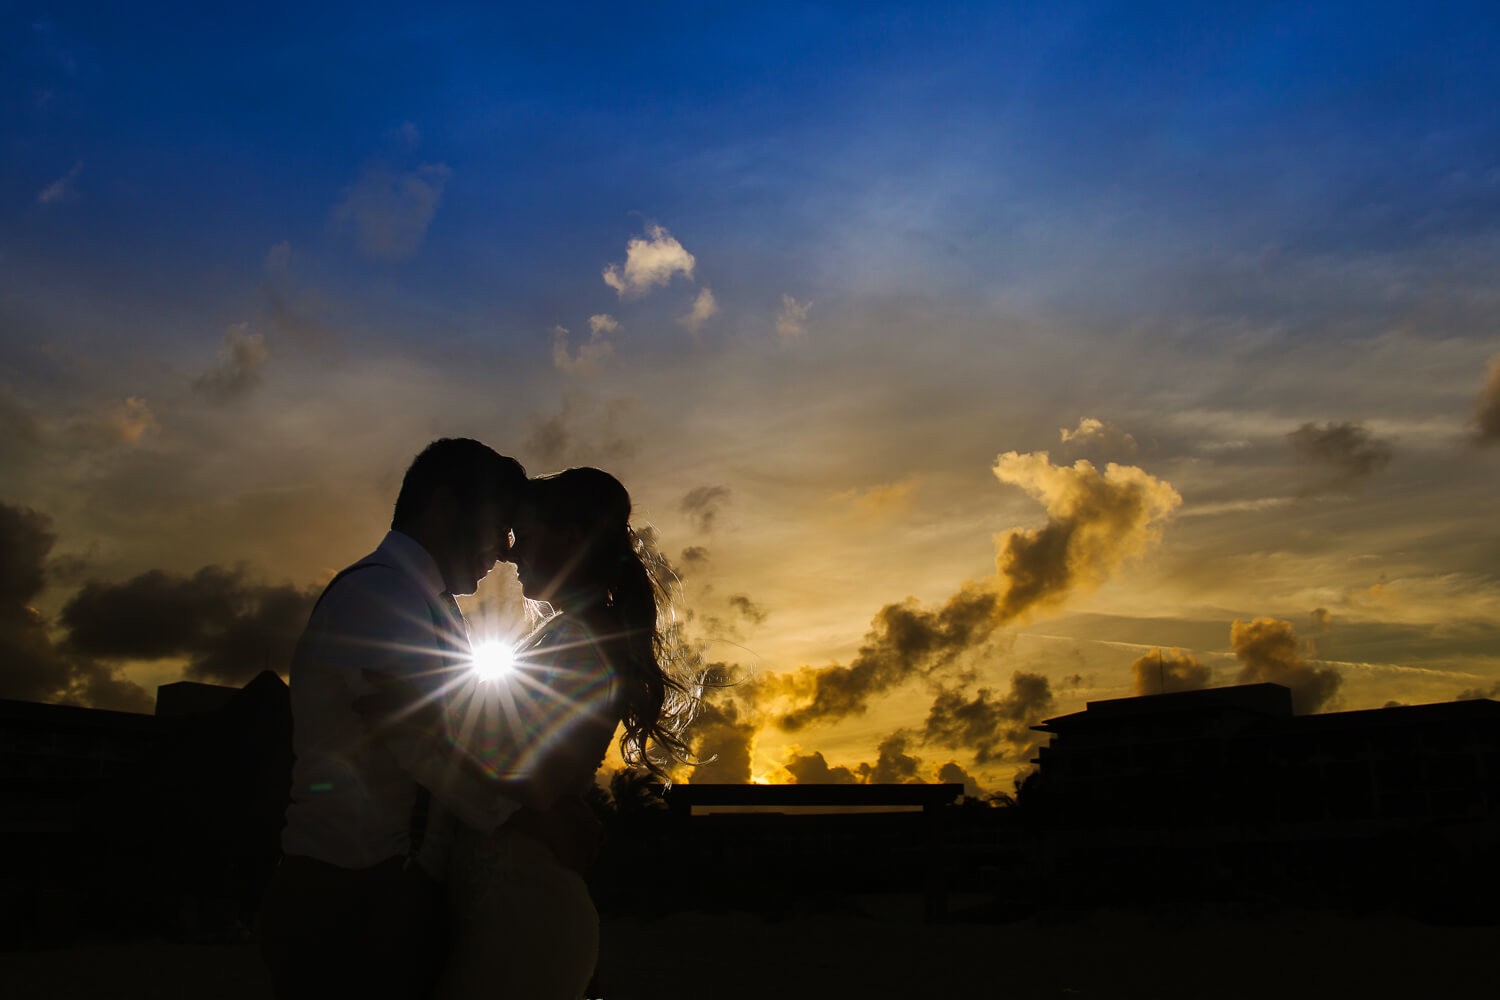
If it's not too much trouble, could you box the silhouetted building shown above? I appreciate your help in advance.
[155,680,239,719]
[0,673,291,945]
[1031,683,1500,826]
[658,783,965,919]
[1025,684,1500,910]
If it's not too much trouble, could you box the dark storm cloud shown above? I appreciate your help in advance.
[61,565,319,686]
[935,760,988,799]
[679,545,710,567]
[1129,647,1212,696]
[860,730,922,784]
[922,672,1055,764]
[687,687,758,784]
[679,485,731,534]
[1287,421,1394,488]
[0,502,151,712]
[782,749,859,784]
[1232,617,1342,714]
[1471,355,1500,446]
[1456,682,1500,701]
[775,584,999,731]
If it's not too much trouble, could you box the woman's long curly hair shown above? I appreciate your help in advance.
[524,467,701,782]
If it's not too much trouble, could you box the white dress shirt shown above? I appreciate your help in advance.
[281,530,518,870]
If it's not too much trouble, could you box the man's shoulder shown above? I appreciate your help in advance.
[316,559,438,633]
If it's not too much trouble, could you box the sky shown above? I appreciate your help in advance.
[3,1,1499,795]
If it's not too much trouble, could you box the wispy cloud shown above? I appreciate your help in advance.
[194,323,270,400]
[552,322,616,376]
[37,160,83,206]
[831,477,919,522]
[680,485,731,533]
[775,294,811,340]
[332,163,451,260]
[66,396,159,448]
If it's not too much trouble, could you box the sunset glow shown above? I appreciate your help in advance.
[3,4,1498,800]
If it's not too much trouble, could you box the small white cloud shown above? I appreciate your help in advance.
[589,314,619,336]
[1059,417,1138,456]
[775,294,811,340]
[679,287,718,334]
[37,160,83,206]
[602,224,696,298]
[332,162,451,261]
[553,323,616,376]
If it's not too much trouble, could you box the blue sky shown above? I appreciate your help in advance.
[4,2,1500,789]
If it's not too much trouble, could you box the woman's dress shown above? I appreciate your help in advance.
[428,613,621,1000]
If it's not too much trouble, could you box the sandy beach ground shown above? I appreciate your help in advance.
[3,897,1496,999]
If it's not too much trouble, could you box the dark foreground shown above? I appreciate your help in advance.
[3,898,1496,999]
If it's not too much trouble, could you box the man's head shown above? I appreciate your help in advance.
[392,438,526,596]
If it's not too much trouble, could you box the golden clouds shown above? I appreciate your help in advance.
[1059,417,1137,456]
[1231,616,1341,714]
[1129,647,1211,696]
[992,452,1182,622]
[685,448,1183,787]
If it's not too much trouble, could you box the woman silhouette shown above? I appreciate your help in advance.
[366,466,699,999]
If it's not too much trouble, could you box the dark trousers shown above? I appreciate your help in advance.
[258,854,447,1000]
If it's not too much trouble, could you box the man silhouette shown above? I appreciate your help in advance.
[259,438,527,1000]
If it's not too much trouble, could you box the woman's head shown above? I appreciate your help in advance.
[512,467,632,606]
[513,467,698,780]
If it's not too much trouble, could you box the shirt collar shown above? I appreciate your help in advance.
[374,530,448,598]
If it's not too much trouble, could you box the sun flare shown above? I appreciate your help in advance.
[470,641,515,682]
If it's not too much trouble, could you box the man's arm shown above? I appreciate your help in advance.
[324,570,523,831]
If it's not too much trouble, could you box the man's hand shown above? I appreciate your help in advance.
[506,795,605,873]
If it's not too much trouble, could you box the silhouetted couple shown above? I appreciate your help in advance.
[259,439,695,999]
